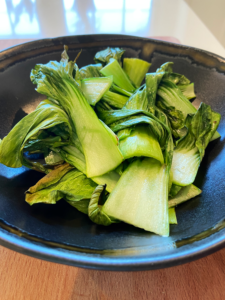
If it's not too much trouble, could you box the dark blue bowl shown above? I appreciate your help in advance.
[0,34,225,271]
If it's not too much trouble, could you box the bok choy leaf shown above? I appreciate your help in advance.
[169,184,202,208]
[0,99,72,173]
[80,76,113,106]
[102,158,170,236]
[26,163,97,214]
[88,184,119,226]
[94,47,125,66]
[171,103,221,186]
[97,109,173,167]
[59,131,120,193]
[177,83,196,100]
[169,208,177,224]
[157,79,197,131]
[123,58,151,88]
[79,63,103,79]
[100,58,135,93]
[31,59,123,177]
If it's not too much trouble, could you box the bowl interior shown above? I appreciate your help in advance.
[0,35,225,270]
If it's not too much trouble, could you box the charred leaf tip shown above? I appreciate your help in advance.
[74,49,82,63]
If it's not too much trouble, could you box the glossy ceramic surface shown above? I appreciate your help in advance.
[0,34,225,271]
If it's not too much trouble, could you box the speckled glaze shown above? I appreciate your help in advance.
[0,34,225,271]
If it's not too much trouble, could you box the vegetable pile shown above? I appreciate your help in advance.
[0,46,221,237]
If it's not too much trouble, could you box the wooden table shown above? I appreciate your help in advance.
[0,38,225,300]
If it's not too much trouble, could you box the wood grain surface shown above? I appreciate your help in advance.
[0,245,225,300]
[0,38,224,300]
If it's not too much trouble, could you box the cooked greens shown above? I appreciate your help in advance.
[26,163,97,214]
[102,158,170,236]
[171,103,221,186]
[31,57,123,178]
[123,58,151,88]
[0,46,221,237]
[0,99,72,173]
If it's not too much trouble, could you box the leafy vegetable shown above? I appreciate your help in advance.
[169,208,177,224]
[157,78,220,141]
[45,150,64,166]
[102,158,170,236]
[168,184,202,208]
[100,58,135,93]
[0,99,72,173]
[110,84,133,97]
[169,184,182,197]
[97,109,173,167]
[79,63,103,79]
[31,59,123,177]
[26,163,97,214]
[145,62,174,114]
[117,124,164,163]
[177,83,196,100]
[81,76,113,106]
[0,45,221,237]
[157,79,196,132]
[94,47,125,66]
[123,58,151,88]
[59,133,120,193]
[172,103,221,186]
[88,184,119,226]
[164,72,190,85]
[101,90,129,108]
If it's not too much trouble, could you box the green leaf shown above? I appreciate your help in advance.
[81,76,113,106]
[210,131,221,141]
[94,47,125,66]
[0,99,72,173]
[100,58,135,93]
[92,171,120,193]
[172,146,201,186]
[157,79,219,141]
[31,60,123,177]
[27,163,74,194]
[110,84,133,97]
[168,169,173,192]
[60,133,120,193]
[118,124,164,163]
[156,98,185,130]
[190,103,221,159]
[123,63,173,114]
[177,83,196,100]
[26,164,97,215]
[164,72,190,85]
[79,63,103,79]
[168,184,202,208]
[102,158,170,236]
[45,151,64,166]
[101,90,129,109]
[124,85,147,110]
[146,62,174,114]
[171,103,221,186]
[157,79,197,132]
[169,184,182,197]
[123,58,151,88]
[169,208,177,224]
[88,185,119,226]
[97,109,173,169]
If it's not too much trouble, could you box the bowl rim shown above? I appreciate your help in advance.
[1,220,225,271]
[1,33,225,271]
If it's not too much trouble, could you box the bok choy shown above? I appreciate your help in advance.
[0,46,221,238]
[31,58,123,178]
